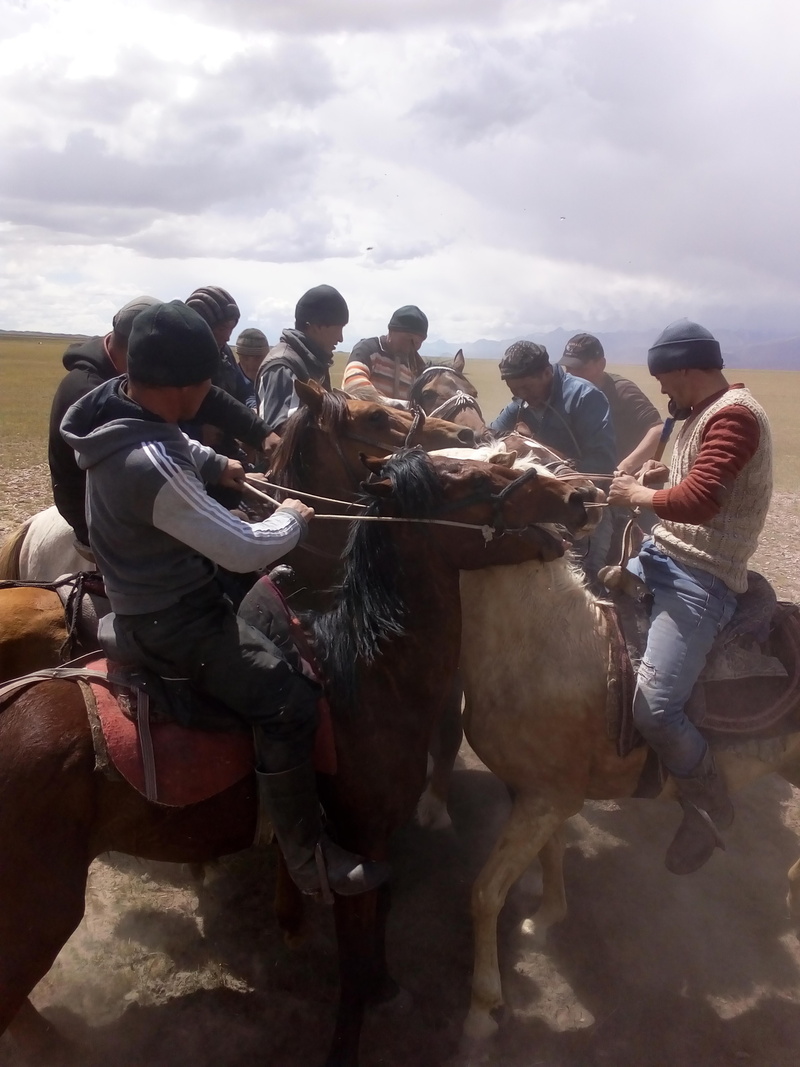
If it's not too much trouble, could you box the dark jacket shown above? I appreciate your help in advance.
[49,336,270,543]
[255,329,333,432]
[490,364,616,474]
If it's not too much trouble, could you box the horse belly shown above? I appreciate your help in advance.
[18,507,88,582]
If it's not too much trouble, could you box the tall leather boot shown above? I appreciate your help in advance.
[665,748,734,876]
[257,759,390,898]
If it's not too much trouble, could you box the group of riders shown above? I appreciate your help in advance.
[46,282,773,889]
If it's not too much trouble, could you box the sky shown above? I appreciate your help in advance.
[1,0,799,348]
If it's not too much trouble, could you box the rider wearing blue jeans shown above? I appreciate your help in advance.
[609,320,773,874]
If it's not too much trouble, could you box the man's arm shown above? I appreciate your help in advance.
[195,386,270,449]
[609,406,761,521]
[342,349,384,402]
[49,371,104,543]
[618,423,664,476]
[489,400,522,436]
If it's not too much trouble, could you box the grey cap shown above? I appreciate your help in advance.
[112,295,161,341]
[235,327,270,359]
[559,332,605,370]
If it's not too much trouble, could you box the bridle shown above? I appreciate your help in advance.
[321,406,429,496]
[428,390,485,422]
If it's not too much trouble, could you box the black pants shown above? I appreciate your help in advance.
[112,582,318,769]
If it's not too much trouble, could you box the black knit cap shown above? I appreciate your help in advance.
[127,301,221,387]
[388,305,428,337]
[560,332,604,370]
[647,319,723,375]
[294,285,349,328]
[185,285,240,327]
[499,341,550,380]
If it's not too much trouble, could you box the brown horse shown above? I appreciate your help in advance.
[457,498,800,1045]
[0,448,598,1067]
[0,387,473,685]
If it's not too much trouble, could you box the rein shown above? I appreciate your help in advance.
[428,391,485,422]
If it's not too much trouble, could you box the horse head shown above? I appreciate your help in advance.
[359,448,603,569]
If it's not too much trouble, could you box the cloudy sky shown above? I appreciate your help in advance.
[1,0,798,346]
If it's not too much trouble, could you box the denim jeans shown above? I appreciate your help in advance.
[627,541,738,776]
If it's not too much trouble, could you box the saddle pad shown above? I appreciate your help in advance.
[86,656,337,807]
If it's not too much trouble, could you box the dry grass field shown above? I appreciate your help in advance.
[3,336,800,1066]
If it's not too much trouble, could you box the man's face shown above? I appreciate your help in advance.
[237,352,266,382]
[305,322,344,356]
[387,330,425,357]
[565,356,605,387]
[504,366,553,407]
[653,369,692,410]
[211,319,238,348]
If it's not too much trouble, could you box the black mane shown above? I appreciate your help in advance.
[271,389,352,487]
[308,448,445,706]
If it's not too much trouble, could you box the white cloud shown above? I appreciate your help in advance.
[0,0,799,343]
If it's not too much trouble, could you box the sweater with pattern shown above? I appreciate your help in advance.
[652,386,772,593]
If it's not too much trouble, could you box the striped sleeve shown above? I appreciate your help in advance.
[342,357,380,399]
[144,441,305,572]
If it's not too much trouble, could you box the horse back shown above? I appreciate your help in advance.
[0,588,67,682]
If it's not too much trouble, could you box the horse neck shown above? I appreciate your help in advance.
[281,427,363,513]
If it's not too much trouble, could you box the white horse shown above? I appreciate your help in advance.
[0,507,93,581]
[457,490,800,1045]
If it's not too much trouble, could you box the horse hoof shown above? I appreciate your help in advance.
[462,1006,500,1043]
[416,787,453,831]
[520,917,548,948]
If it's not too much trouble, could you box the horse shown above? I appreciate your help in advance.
[0,506,90,582]
[0,388,473,686]
[456,484,800,1045]
[0,447,598,1067]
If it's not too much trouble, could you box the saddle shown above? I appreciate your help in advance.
[602,570,800,761]
[0,576,336,811]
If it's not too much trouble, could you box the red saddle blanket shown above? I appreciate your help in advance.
[85,656,337,808]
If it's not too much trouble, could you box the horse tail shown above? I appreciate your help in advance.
[0,518,33,580]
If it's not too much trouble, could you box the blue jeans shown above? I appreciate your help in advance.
[627,542,738,776]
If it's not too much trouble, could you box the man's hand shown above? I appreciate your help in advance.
[278,498,315,524]
[219,458,246,490]
[637,460,669,486]
[261,432,281,460]
[608,472,656,509]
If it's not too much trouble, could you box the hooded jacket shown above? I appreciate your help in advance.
[61,379,306,615]
[49,336,271,543]
[255,329,333,431]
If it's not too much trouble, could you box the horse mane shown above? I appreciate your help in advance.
[308,448,445,707]
[270,389,353,487]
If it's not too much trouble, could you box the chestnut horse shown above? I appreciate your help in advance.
[457,494,800,1045]
[0,386,473,685]
[0,448,597,1067]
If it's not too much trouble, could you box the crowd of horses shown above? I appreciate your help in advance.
[1,370,800,1066]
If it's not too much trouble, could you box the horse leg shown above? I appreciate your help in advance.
[520,825,568,947]
[778,764,800,921]
[0,850,88,1059]
[325,886,389,1067]
[274,846,308,947]
[417,677,462,830]
[464,796,569,1044]
[6,998,73,1065]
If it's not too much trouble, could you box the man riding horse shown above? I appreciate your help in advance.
[342,304,429,406]
[60,300,388,899]
[609,319,773,874]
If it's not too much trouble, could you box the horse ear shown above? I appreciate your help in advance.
[488,450,518,468]
[360,478,394,499]
[452,349,465,374]
[295,379,324,412]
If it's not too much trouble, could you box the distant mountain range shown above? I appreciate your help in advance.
[424,328,800,370]
[4,327,800,370]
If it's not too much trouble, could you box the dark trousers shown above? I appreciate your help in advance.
[112,582,318,770]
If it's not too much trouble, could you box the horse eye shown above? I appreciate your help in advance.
[368,409,386,423]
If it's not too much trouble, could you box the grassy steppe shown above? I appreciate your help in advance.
[1,337,797,489]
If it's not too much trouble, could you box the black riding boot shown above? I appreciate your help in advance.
[666,748,734,875]
[257,760,390,898]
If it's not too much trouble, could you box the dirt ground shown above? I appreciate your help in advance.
[2,482,800,1067]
